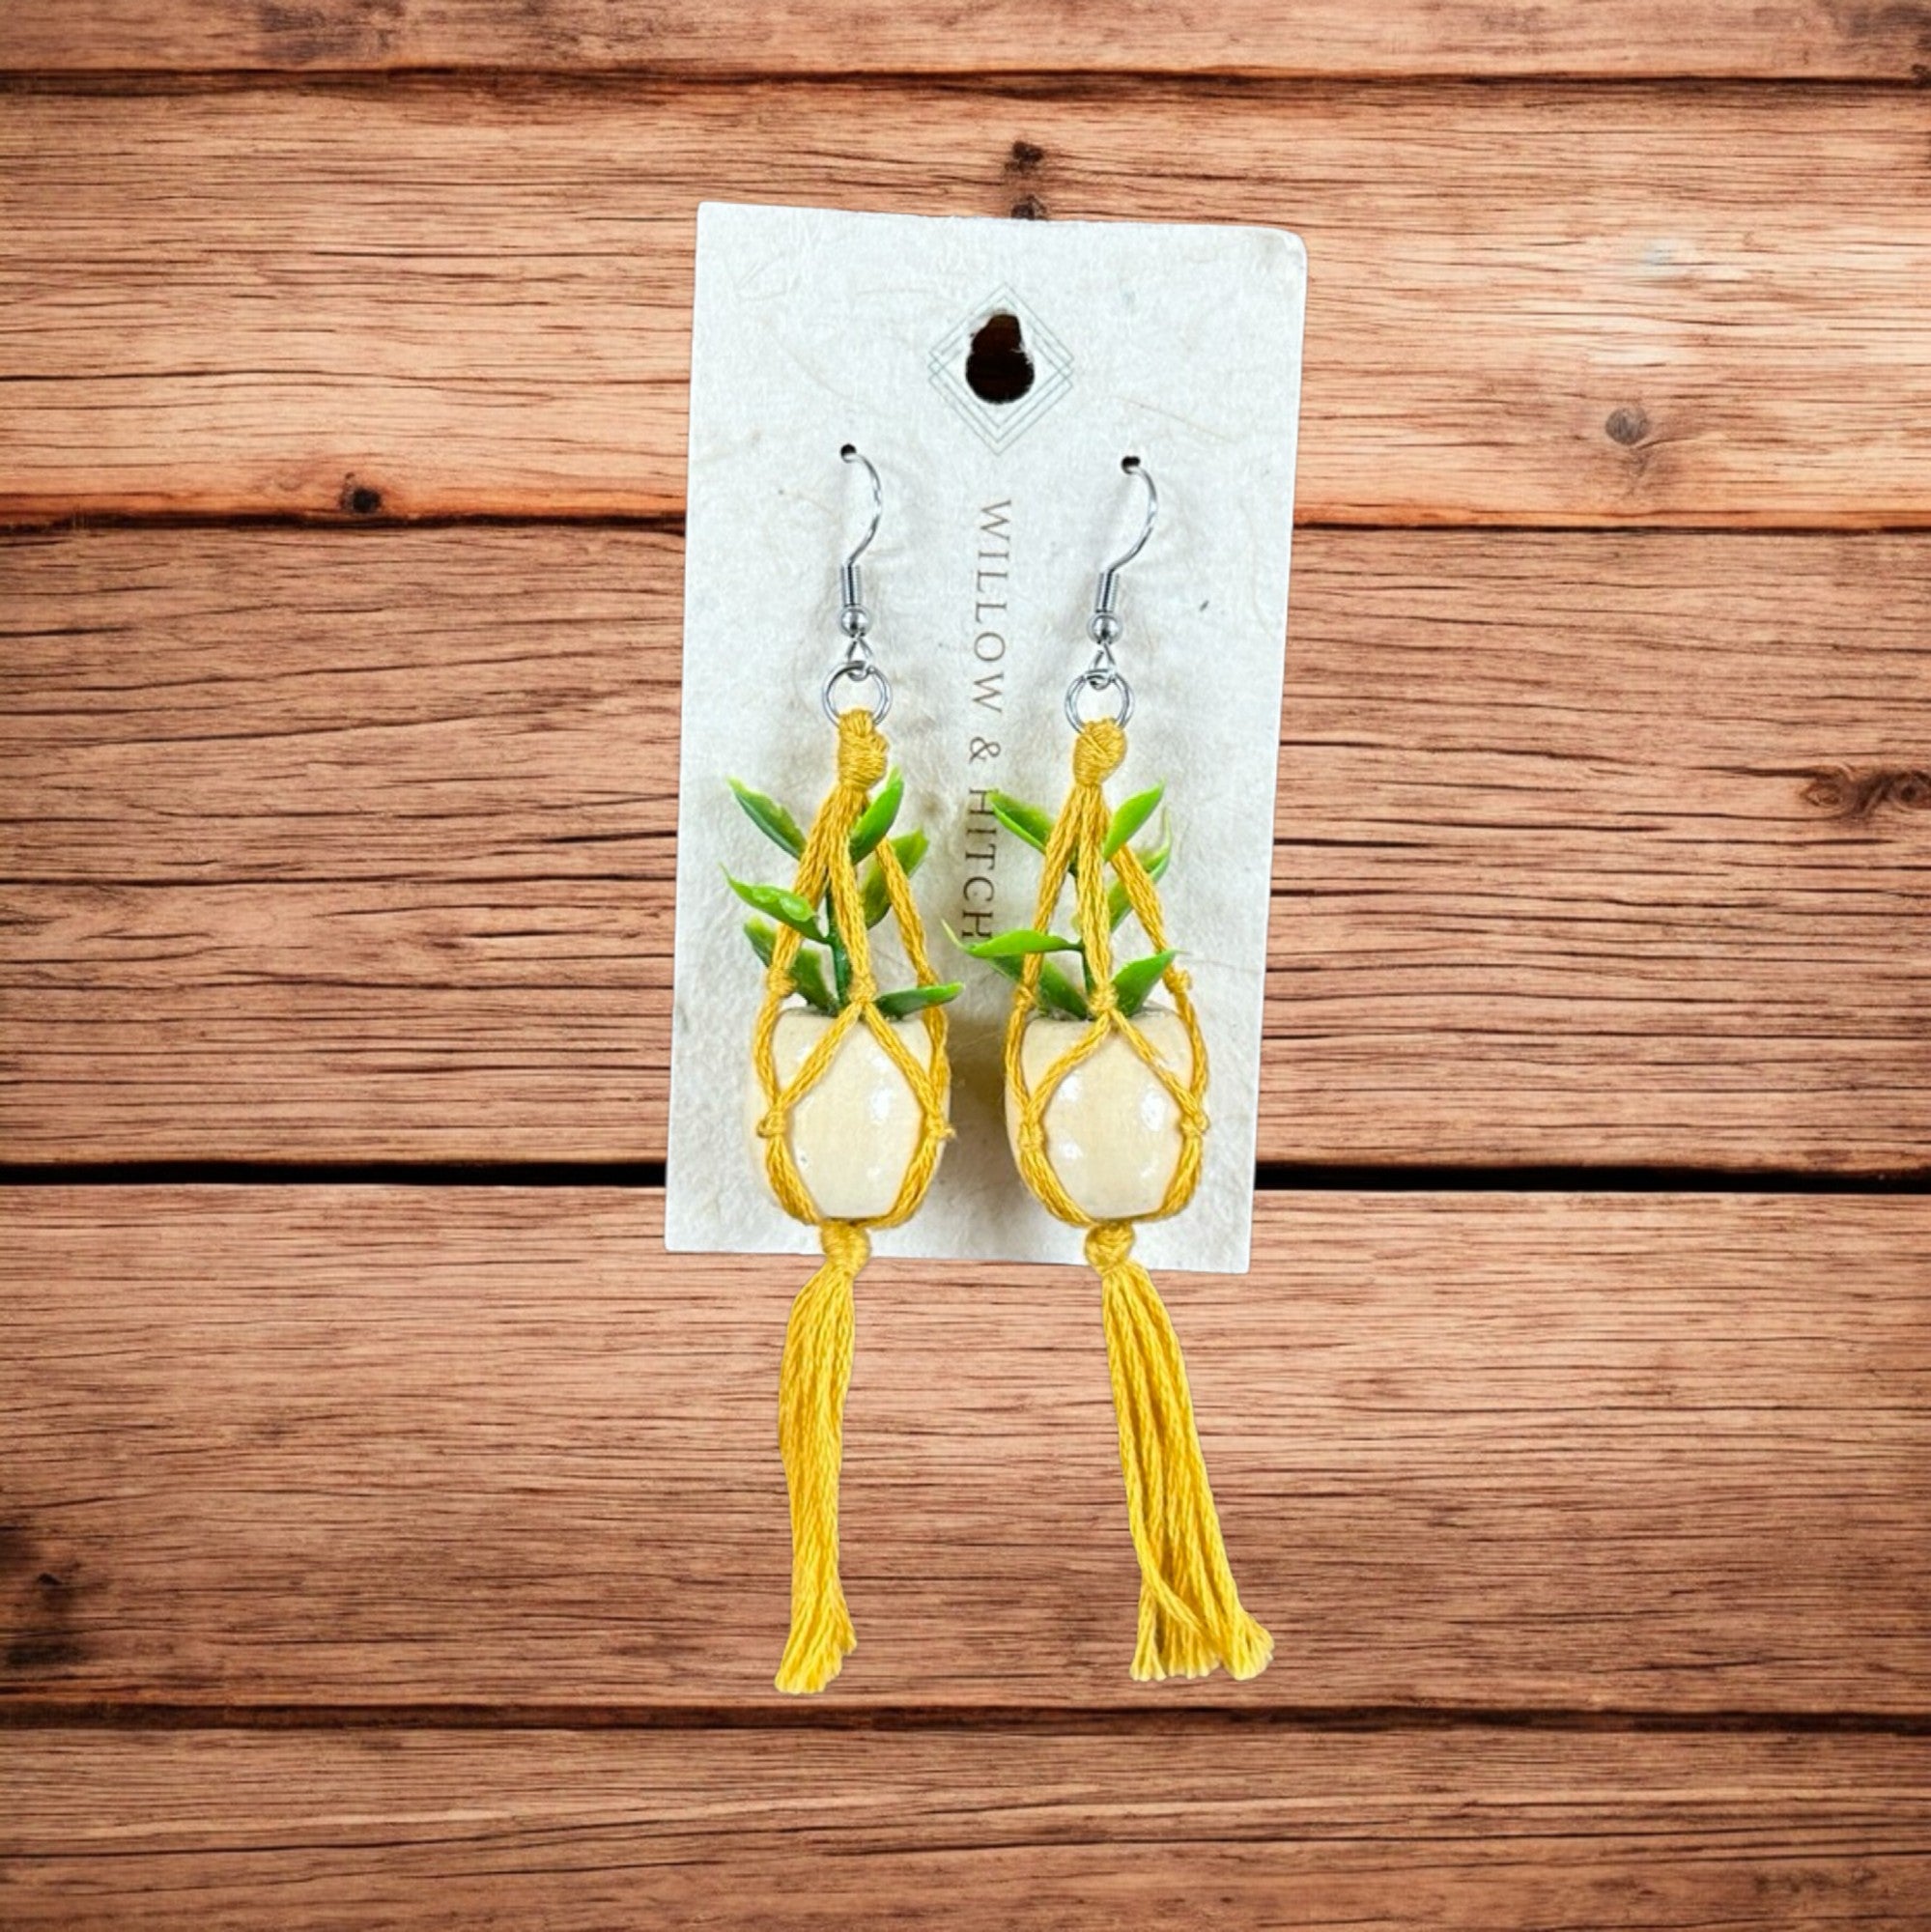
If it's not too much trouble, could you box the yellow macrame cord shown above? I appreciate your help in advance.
[1005,717,1272,1683]
[753,707,951,1694]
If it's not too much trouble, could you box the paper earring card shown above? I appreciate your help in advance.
[667,202,1306,1277]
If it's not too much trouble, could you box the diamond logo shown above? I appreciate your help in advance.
[928,287,1074,454]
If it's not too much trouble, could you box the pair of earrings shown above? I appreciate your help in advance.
[728,445,1271,1695]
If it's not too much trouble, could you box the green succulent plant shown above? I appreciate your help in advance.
[953,786,1176,1020]
[726,775,961,1020]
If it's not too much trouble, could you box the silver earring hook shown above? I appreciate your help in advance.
[1091,455,1157,641]
[1067,456,1154,731]
[824,443,892,724]
[838,442,882,626]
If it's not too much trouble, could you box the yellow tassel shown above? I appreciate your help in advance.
[775,1220,866,1694]
[1090,1222,1272,1683]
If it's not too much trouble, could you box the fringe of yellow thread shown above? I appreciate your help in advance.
[753,708,951,1695]
[1091,1222,1273,1682]
[775,1221,864,1694]
[1004,717,1270,1684]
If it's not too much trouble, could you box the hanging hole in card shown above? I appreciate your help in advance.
[965,310,1035,404]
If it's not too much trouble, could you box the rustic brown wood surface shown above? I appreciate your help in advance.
[4,82,1930,526]
[3,6,1927,1922]
[5,526,1927,1169]
[4,1728,1928,1931]
[10,0,1931,78]
[6,1188,1927,1714]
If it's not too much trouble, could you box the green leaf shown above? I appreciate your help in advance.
[863,829,929,928]
[988,791,1053,855]
[727,780,805,859]
[789,949,838,1016]
[743,916,777,968]
[1102,783,1165,861]
[873,981,962,1019]
[982,949,1090,1020]
[1113,948,1178,1019]
[960,927,1081,960]
[826,912,852,1007]
[1107,819,1173,930]
[724,872,822,940]
[743,914,835,1013]
[848,769,904,862]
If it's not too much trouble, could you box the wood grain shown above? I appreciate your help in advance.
[14,0,1931,80]
[2,14,1924,1923]
[3,1727,1928,1930]
[9,0,1931,79]
[4,526,1926,1169]
[5,1187,1927,1713]
[3,81,1929,526]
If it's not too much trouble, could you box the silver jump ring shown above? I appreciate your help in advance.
[823,655,892,726]
[1065,665,1133,732]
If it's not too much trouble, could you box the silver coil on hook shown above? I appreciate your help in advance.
[1065,456,1156,731]
[822,443,892,725]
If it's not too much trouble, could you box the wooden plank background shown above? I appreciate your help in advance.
[6,1731,1929,1931]
[4,526,1926,1168]
[2,4,1928,1924]
[6,0,1931,77]
[7,1188,1929,1714]
[4,83,1930,525]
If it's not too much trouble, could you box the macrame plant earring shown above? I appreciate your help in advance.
[964,458,1272,1685]
[727,446,958,1693]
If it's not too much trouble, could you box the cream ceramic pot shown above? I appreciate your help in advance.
[748,1009,938,1223]
[1006,1007,1196,1223]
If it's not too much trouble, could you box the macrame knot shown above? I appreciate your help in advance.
[1085,1220,1137,1273]
[819,1219,870,1271]
[835,709,889,792]
[1072,718,1127,787]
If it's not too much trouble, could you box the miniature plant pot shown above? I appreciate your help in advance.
[1006,1006,1196,1223]
[748,1008,938,1223]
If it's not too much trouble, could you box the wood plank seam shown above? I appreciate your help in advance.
[6,1702,1931,1734]
[6,2,1931,82]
